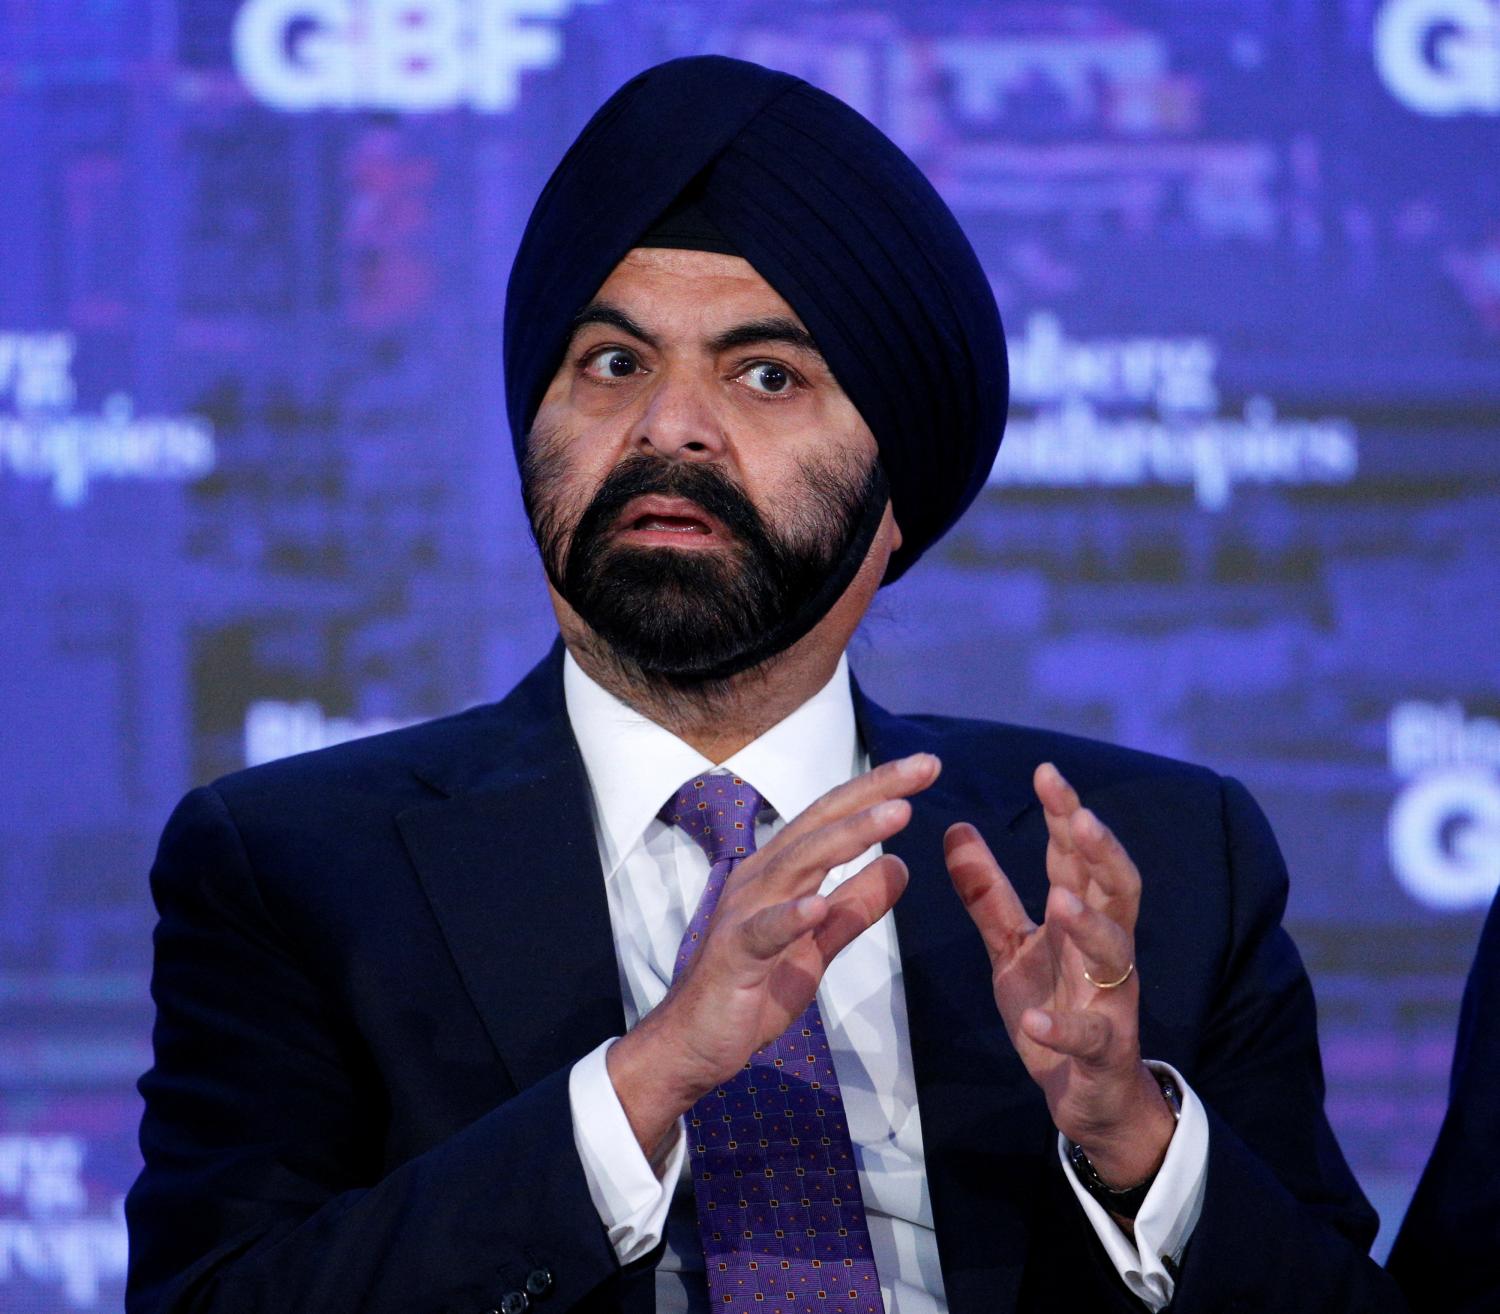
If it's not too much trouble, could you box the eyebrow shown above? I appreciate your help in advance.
[570,301,659,350]
[707,316,823,360]
[569,303,824,362]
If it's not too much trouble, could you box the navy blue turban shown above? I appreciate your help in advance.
[503,54,1007,585]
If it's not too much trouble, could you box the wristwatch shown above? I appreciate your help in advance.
[1065,1068,1182,1220]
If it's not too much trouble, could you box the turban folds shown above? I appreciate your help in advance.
[504,55,1007,584]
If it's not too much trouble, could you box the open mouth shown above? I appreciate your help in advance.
[630,513,711,534]
[614,496,727,546]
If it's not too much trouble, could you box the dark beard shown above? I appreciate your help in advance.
[524,445,886,687]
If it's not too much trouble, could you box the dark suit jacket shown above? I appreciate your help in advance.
[126,644,1407,1313]
[1387,889,1500,1313]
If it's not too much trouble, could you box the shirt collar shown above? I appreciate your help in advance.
[562,649,861,876]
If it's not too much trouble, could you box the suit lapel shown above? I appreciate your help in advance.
[856,690,1056,1314]
[396,645,627,1093]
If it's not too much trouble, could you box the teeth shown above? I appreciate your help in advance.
[636,516,708,533]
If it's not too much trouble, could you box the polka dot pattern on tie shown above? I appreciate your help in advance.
[660,773,885,1314]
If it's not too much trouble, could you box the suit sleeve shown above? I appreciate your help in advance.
[125,785,624,1314]
[1167,776,1409,1312]
[1385,889,1500,1314]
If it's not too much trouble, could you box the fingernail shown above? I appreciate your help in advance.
[873,799,906,824]
[903,752,936,772]
[1058,888,1082,916]
[1028,1010,1052,1037]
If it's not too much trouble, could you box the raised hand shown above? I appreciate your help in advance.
[944,762,1175,1190]
[609,752,941,1158]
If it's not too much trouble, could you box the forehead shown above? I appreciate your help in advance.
[587,247,807,337]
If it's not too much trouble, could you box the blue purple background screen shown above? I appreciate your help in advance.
[2,1,1499,1307]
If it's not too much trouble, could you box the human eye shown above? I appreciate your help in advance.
[736,360,802,396]
[579,345,644,380]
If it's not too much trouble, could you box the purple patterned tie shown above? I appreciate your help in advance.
[661,773,885,1314]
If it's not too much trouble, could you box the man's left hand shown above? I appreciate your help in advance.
[944,762,1176,1191]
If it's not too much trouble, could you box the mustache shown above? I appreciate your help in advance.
[566,455,774,563]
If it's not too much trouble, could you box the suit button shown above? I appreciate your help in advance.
[525,1269,554,1299]
[499,1292,528,1314]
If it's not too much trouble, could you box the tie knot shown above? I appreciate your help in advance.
[660,773,766,865]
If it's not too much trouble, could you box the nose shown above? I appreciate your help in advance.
[630,367,726,462]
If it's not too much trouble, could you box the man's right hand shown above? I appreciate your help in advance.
[605,752,941,1162]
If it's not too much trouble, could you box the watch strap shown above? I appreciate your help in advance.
[1066,1068,1182,1221]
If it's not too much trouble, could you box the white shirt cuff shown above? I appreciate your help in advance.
[1055,1061,1208,1312]
[569,1037,688,1266]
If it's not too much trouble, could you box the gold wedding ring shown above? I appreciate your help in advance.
[1084,961,1135,990]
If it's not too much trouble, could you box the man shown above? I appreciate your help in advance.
[1387,887,1500,1312]
[126,56,1407,1313]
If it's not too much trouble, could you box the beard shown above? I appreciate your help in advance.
[523,436,886,687]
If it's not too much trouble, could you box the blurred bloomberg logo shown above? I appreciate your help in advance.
[0,331,215,507]
[1388,700,1500,910]
[232,0,608,112]
[245,699,418,765]
[1375,0,1500,116]
[988,313,1359,510]
[0,1136,126,1308]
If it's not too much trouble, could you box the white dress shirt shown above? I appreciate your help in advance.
[561,651,1207,1311]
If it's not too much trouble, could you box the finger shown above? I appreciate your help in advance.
[1047,885,1133,984]
[1034,762,1082,856]
[944,822,1035,963]
[758,753,940,863]
[1067,807,1142,908]
[1036,763,1093,901]
[754,796,914,903]
[815,854,909,962]
[1021,1006,1113,1065]
[739,895,829,961]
